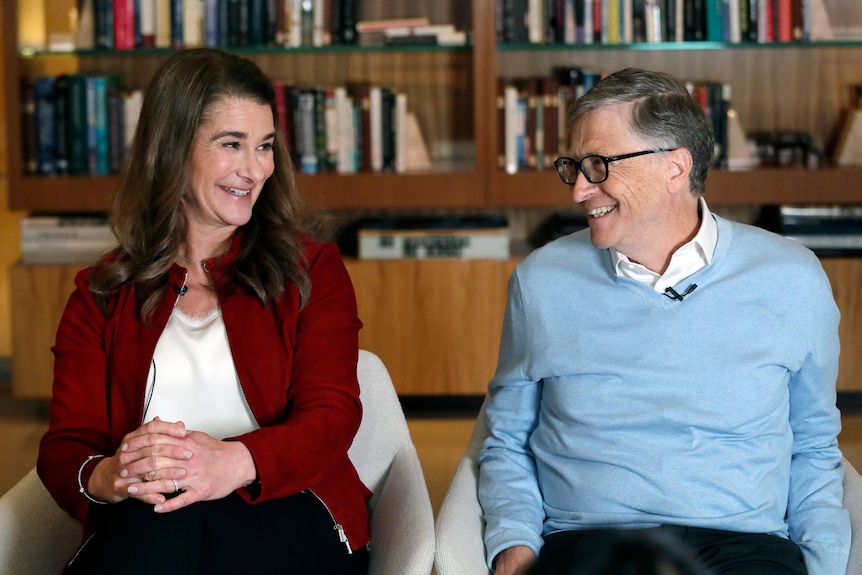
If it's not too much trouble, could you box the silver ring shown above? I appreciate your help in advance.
[172,479,179,493]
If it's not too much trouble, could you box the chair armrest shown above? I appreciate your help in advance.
[0,468,83,575]
[367,445,435,575]
[434,453,490,575]
[844,457,862,575]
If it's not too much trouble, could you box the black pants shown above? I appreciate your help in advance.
[64,491,369,575]
[539,525,807,575]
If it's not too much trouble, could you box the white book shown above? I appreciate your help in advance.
[727,0,741,43]
[334,87,354,173]
[504,85,519,175]
[288,0,302,47]
[139,0,156,45]
[528,0,544,43]
[184,0,203,47]
[123,89,144,151]
[369,86,383,173]
[313,0,326,46]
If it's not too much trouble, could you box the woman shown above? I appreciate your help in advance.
[37,48,369,574]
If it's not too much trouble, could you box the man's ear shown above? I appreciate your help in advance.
[666,147,693,196]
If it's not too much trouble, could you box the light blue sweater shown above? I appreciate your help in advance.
[478,215,850,575]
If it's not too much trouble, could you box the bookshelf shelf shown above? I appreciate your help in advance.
[497,40,862,52]
[487,167,862,208]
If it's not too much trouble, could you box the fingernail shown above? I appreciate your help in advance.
[178,469,187,477]
[121,443,128,451]
[120,469,128,478]
[183,450,192,458]
[128,485,137,494]
[154,505,162,513]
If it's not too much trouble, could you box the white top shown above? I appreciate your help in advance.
[612,197,718,292]
[142,307,259,439]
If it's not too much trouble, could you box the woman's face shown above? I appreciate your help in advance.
[185,96,276,235]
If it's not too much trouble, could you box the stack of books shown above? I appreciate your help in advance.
[20,214,117,265]
[353,215,510,260]
[762,205,862,256]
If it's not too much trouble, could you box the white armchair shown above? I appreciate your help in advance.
[0,350,435,575]
[434,399,862,575]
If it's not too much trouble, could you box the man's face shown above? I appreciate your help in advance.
[568,102,678,266]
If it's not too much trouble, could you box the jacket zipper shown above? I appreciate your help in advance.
[305,489,353,554]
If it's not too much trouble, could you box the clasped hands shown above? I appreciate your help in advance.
[87,417,256,513]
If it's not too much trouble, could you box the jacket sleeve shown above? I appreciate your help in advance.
[37,267,113,526]
[786,262,850,575]
[233,242,364,502]
[478,269,546,570]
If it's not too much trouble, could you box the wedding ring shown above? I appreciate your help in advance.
[173,479,179,493]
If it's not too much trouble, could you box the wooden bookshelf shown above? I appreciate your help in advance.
[4,0,862,397]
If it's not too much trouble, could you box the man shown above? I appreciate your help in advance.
[478,68,850,575]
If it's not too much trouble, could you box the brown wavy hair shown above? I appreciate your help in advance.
[89,48,320,321]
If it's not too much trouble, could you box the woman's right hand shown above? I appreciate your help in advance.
[87,417,192,505]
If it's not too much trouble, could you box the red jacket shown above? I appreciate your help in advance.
[37,236,371,551]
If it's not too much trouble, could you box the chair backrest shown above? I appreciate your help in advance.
[348,349,415,493]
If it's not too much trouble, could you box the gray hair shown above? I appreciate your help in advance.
[569,68,714,196]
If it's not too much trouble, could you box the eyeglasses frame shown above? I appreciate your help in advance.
[553,148,679,185]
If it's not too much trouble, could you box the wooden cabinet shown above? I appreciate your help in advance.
[4,1,862,396]
[9,259,519,398]
[9,257,862,398]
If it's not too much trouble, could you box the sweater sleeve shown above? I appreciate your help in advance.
[478,269,546,570]
[785,262,850,575]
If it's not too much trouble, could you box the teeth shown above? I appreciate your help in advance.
[587,205,616,218]
[228,187,250,196]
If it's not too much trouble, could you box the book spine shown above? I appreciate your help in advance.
[249,0,265,45]
[67,75,89,175]
[139,0,156,46]
[368,86,383,173]
[34,76,58,176]
[94,0,115,49]
[204,0,219,45]
[107,77,125,173]
[155,0,172,47]
[296,89,318,173]
[55,76,70,175]
[170,0,184,48]
[113,0,136,49]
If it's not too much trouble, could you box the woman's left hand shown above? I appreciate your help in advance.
[125,428,257,513]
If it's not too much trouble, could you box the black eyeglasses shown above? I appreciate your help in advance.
[553,148,678,185]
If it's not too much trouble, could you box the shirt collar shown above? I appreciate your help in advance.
[611,197,717,292]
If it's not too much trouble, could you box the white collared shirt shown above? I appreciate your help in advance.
[611,197,717,293]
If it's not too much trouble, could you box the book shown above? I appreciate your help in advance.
[113,0,136,49]
[34,76,58,176]
[20,214,117,265]
[356,216,511,260]
[834,109,862,166]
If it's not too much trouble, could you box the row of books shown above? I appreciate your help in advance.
[276,81,429,174]
[78,0,363,50]
[21,75,143,176]
[21,73,429,177]
[20,214,116,265]
[498,0,829,45]
[497,66,731,175]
